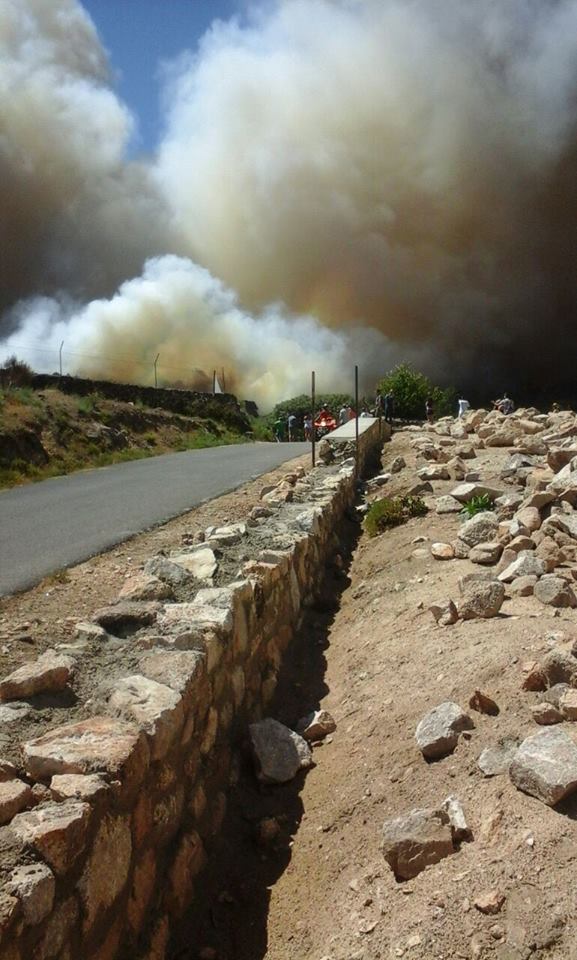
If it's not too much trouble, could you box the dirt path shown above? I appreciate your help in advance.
[179,427,577,960]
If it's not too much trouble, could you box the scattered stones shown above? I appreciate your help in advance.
[118,575,173,602]
[435,496,462,514]
[0,650,75,702]
[534,575,577,608]
[418,465,450,481]
[510,728,577,805]
[442,796,471,841]
[531,703,564,725]
[469,542,503,565]
[92,601,160,633]
[381,807,454,880]
[429,600,458,626]
[166,549,218,581]
[249,718,313,783]
[498,552,546,583]
[469,691,499,716]
[559,688,577,719]
[296,710,336,741]
[431,543,455,561]
[458,579,505,619]
[390,456,406,473]
[458,512,499,548]
[509,575,537,597]
[450,483,502,504]
[474,891,506,915]
[477,740,519,777]
[415,702,474,759]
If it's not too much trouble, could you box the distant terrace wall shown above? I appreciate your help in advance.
[0,422,383,960]
[30,374,251,433]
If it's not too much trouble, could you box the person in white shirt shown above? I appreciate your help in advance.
[458,397,470,418]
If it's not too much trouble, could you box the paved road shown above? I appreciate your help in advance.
[0,442,308,597]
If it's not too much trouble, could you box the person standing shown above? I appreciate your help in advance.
[338,404,348,426]
[383,390,395,424]
[304,413,313,441]
[287,412,297,441]
[425,396,434,423]
[457,396,470,418]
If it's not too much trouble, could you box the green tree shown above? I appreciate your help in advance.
[377,363,456,419]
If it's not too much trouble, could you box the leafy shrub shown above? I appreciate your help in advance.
[461,494,494,518]
[77,393,100,416]
[377,363,456,419]
[0,355,34,388]
[364,495,428,537]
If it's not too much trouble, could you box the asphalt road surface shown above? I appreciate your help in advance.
[0,442,308,597]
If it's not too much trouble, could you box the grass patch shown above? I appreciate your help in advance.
[43,568,70,586]
[460,494,494,518]
[77,393,100,416]
[249,416,274,441]
[364,494,428,537]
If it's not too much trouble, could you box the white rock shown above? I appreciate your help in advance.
[510,728,577,805]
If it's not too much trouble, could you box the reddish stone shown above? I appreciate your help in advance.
[11,801,90,875]
[23,716,148,786]
[0,780,32,826]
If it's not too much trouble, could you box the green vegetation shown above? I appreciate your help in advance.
[249,416,274,441]
[377,363,456,420]
[364,494,428,537]
[77,393,100,416]
[461,493,494,518]
[272,393,354,422]
[0,355,34,388]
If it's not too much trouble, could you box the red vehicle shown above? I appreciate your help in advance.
[314,410,337,439]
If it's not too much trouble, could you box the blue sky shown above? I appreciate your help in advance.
[81,0,242,154]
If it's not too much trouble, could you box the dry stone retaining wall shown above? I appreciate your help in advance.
[0,423,383,960]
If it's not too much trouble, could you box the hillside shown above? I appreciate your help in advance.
[0,376,252,488]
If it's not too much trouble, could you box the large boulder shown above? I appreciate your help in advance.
[415,702,474,759]
[381,807,454,880]
[510,728,577,806]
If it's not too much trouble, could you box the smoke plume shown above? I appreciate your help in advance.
[3,0,577,407]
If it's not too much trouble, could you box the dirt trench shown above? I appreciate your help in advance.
[173,429,577,960]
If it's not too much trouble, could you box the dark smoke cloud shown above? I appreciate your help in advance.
[4,0,577,406]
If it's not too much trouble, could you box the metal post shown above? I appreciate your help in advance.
[354,364,359,477]
[154,353,160,388]
[213,370,216,395]
[222,368,226,392]
[59,341,64,377]
[311,370,316,468]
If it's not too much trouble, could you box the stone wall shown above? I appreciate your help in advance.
[0,428,382,960]
[30,374,251,433]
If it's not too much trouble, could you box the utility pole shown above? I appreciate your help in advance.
[354,364,360,477]
[311,370,316,468]
[154,354,160,388]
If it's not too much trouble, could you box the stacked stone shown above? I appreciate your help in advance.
[0,441,382,960]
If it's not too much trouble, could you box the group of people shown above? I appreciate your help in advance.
[273,388,519,442]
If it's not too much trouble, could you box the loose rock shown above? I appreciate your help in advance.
[458,579,505,619]
[249,718,313,783]
[381,807,454,880]
[510,727,577,805]
[415,702,474,759]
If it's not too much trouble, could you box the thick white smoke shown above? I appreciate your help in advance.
[4,0,577,406]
